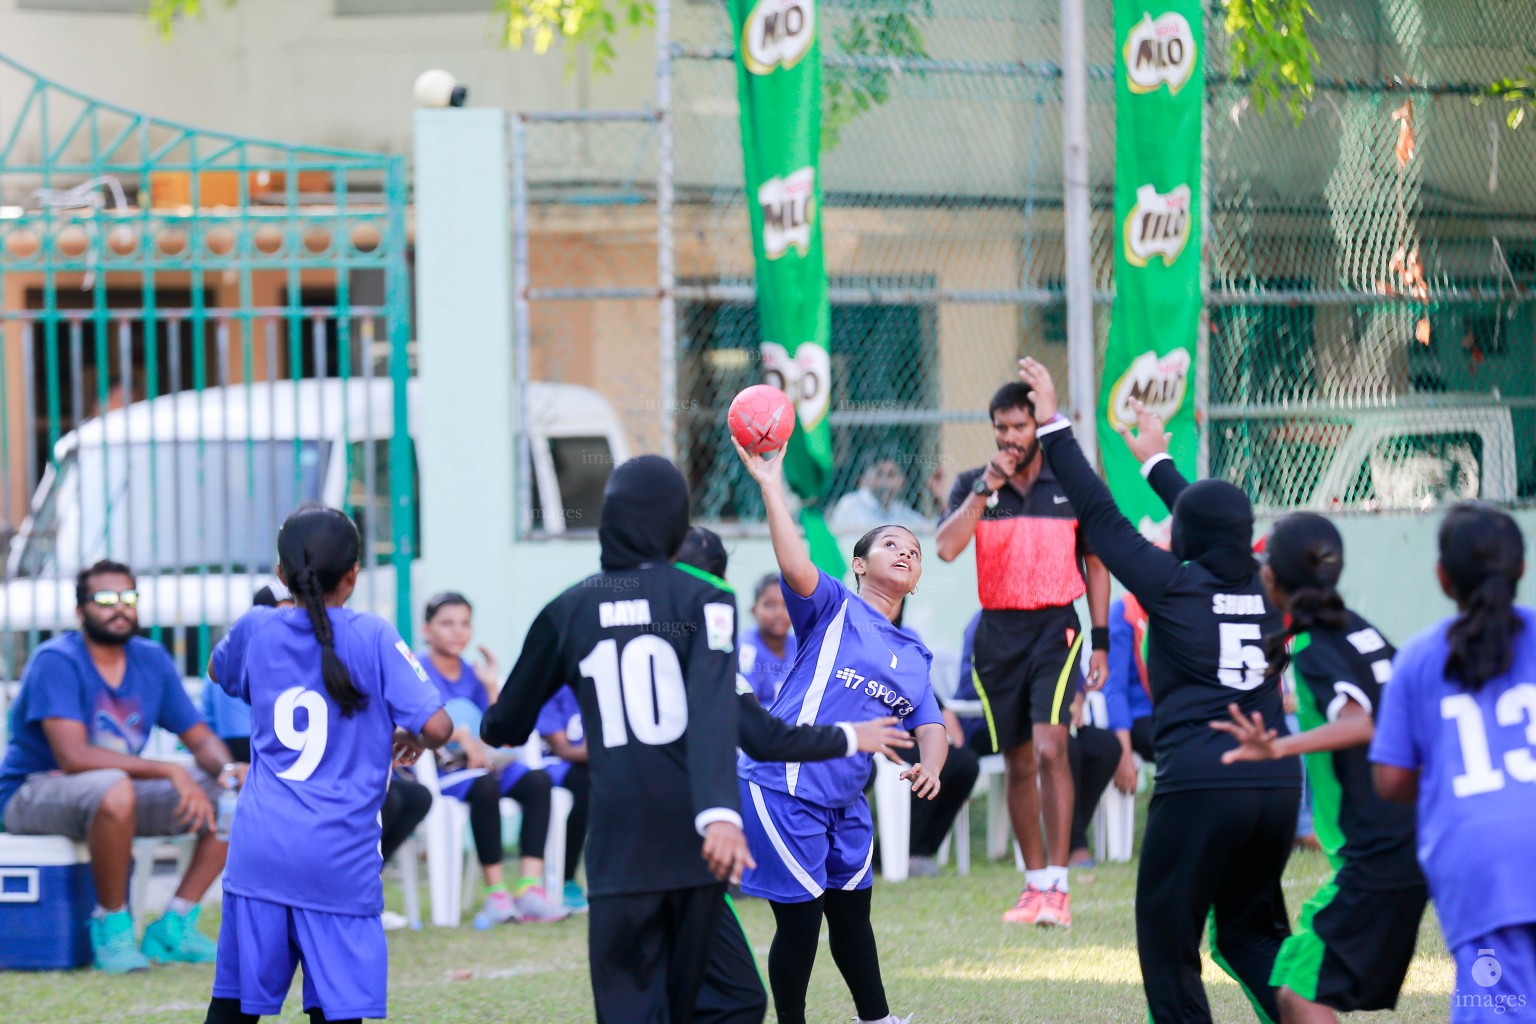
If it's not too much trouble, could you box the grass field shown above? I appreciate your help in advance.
[2,809,1456,1024]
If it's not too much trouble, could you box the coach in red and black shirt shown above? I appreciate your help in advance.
[937,380,1109,927]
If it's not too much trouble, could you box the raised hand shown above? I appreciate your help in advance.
[1017,357,1059,422]
[1114,399,1173,465]
[732,439,785,491]
[473,645,502,689]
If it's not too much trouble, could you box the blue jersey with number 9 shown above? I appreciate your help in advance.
[1371,606,1536,949]
[212,606,443,916]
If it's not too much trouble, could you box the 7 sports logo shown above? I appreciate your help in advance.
[834,666,917,717]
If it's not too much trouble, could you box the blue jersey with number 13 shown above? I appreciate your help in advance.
[212,606,442,916]
[1371,607,1536,948]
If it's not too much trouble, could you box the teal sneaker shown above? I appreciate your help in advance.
[562,880,589,914]
[141,905,219,964]
[90,910,150,974]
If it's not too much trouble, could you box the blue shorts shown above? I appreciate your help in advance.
[739,779,874,904]
[1451,923,1536,1022]
[439,761,531,801]
[545,760,572,788]
[212,894,387,1019]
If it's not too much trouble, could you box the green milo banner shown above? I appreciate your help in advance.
[1101,1,1203,538]
[729,0,841,574]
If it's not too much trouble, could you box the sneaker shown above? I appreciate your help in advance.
[907,856,940,878]
[473,890,519,930]
[514,885,570,923]
[1036,885,1072,928]
[855,1015,915,1024]
[1068,849,1097,869]
[562,880,590,914]
[380,910,411,931]
[141,906,218,964]
[1002,885,1046,924]
[91,910,150,974]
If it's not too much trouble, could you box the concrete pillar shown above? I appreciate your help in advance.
[412,107,520,660]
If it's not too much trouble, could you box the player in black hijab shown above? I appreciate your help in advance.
[1018,359,1300,1024]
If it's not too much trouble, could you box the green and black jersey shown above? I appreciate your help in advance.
[1291,611,1421,890]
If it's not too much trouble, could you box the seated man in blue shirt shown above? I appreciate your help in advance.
[0,560,245,974]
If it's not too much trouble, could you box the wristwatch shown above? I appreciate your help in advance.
[972,474,996,497]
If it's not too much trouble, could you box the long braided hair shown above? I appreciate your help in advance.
[1439,501,1526,691]
[1262,512,1351,679]
[277,504,367,716]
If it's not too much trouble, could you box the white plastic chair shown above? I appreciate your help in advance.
[1082,690,1139,863]
[392,833,423,930]
[417,737,571,926]
[128,835,198,927]
[874,649,985,882]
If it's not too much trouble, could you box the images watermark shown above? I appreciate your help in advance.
[1453,948,1528,1016]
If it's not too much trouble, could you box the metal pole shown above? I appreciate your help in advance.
[1196,68,1212,479]
[511,114,534,537]
[1061,0,1096,464]
[655,0,678,464]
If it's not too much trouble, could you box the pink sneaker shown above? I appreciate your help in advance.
[1036,885,1072,928]
[1003,885,1046,924]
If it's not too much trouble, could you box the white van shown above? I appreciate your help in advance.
[0,377,629,677]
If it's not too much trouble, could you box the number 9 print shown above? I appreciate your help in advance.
[274,687,330,782]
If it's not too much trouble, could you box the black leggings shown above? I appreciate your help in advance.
[204,997,358,1024]
[466,768,552,866]
[561,762,590,882]
[1137,787,1299,1024]
[768,889,887,1024]
[380,776,433,864]
[1067,725,1122,853]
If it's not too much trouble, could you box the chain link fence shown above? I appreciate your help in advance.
[517,0,1117,533]
[1205,0,1536,512]
[513,0,1536,531]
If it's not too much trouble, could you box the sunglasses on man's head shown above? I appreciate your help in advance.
[87,589,139,608]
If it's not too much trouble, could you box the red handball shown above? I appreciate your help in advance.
[728,384,797,455]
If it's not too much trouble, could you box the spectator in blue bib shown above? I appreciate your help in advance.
[0,559,246,974]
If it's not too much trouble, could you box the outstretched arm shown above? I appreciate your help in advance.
[1115,399,1189,511]
[734,440,818,598]
[482,605,564,749]
[738,695,914,763]
[1017,358,1181,600]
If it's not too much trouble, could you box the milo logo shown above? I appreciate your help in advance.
[1125,183,1191,268]
[761,341,831,431]
[1110,348,1191,427]
[742,0,816,76]
[1124,12,1195,95]
[758,167,815,260]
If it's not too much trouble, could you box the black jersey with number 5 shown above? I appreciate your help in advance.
[1035,420,1300,794]
[481,457,741,897]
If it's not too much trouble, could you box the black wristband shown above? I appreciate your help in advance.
[1091,626,1110,652]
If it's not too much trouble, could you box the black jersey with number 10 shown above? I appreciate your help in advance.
[482,564,741,898]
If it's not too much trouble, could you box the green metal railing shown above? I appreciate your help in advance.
[0,53,415,679]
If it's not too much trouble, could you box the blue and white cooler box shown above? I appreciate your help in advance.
[0,834,96,970]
